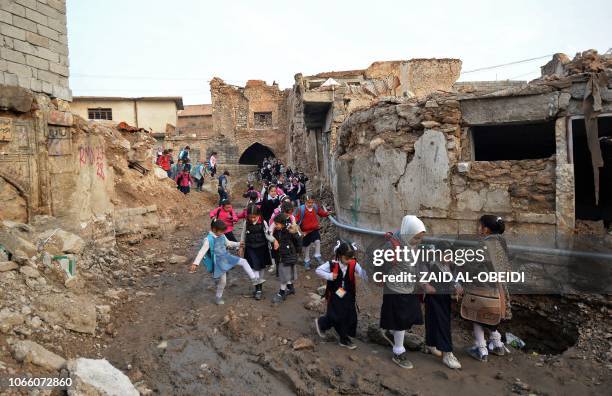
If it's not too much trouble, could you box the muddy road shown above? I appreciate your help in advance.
[99,197,611,396]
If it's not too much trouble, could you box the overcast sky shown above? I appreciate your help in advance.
[67,0,611,105]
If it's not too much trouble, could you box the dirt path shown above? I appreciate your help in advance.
[100,193,610,396]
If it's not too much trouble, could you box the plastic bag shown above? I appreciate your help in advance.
[506,332,526,349]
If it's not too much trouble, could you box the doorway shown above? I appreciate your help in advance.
[572,116,612,228]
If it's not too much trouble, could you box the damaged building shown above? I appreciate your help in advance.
[207,77,289,165]
[286,59,462,185]
[322,50,612,240]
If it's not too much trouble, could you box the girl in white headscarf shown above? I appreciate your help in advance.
[379,215,426,369]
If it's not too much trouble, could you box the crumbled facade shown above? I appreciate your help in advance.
[330,50,612,239]
[287,59,462,186]
[0,0,70,100]
[207,77,289,165]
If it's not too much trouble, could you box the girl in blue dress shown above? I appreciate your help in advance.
[190,220,265,305]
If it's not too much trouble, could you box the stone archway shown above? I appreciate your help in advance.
[0,176,28,223]
[238,142,275,166]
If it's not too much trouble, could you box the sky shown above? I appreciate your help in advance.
[67,0,612,105]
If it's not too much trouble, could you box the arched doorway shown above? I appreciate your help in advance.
[239,143,275,166]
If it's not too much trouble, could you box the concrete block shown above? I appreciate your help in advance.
[48,38,67,56]
[1,48,26,65]
[3,2,25,17]
[47,0,66,13]
[25,31,49,47]
[13,14,36,32]
[12,38,36,55]
[46,15,64,33]
[16,75,30,89]
[0,59,7,72]
[34,45,58,62]
[4,72,19,86]
[41,80,52,94]
[15,0,37,11]
[48,61,67,76]
[25,54,48,70]
[48,109,73,126]
[0,22,26,40]
[7,61,31,77]
[52,84,70,100]
[36,23,58,41]
[36,69,58,84]
[0,9,11,24]
[29,78,40,91]
[36,2,61,20]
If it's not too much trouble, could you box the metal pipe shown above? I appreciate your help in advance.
[329,215,612,261]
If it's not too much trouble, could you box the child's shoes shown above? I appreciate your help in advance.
[442,352,462,369]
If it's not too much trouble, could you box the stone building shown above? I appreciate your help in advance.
[329,50,612,241]
[286,59,462,185]
[0,0,70,100]
[208,77,289,165]
[163,104,213,162]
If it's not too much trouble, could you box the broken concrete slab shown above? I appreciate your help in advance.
[0,84,34,113]
[67,358,139,396]
[460,92,560,125]
[36,294,97,334]
[10,340,66,371]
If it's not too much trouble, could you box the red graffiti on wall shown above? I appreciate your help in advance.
[79,145,106,180]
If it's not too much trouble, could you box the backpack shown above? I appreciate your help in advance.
[201,234,216,273]
[294,204,318,226]
[324,260,356,300]
[179,149,189,160]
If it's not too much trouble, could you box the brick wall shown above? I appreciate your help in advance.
[0,0,70,100]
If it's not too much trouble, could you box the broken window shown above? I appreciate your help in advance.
[471,121,556,161]
[253,112,272,129]
[87,108,113,120]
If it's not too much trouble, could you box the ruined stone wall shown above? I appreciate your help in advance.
[332,94,559,241]
[288,59,462,186]
[209,78,288,164]
[176,115,213,138]
[0,84,195,245]
[0,0,70,100]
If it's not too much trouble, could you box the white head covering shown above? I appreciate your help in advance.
[399,215,426,245]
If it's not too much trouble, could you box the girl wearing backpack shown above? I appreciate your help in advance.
[176,167,193,194]
[190,220,265,305]
[464,215,512,362]
[209,199,239,241]
[294,194,330,270]
[314,241,367,350]
[239,205,277,300]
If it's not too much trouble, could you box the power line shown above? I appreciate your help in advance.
[461,54,553,74]
[71,73,206,81]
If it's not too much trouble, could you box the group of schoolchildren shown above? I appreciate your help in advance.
[189,179,513,371]
[155,146,219,195]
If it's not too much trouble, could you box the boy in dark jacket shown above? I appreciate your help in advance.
[271,213,302,303]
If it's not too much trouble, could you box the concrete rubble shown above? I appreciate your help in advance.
[67,358,139,396]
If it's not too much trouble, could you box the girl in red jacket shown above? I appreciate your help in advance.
[210,199,239,241]
[294,194,331,269]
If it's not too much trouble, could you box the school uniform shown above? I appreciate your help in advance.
[379,230,423,331]
[273,227,302,284]
[316,260,367,341]
[241,220,274,271]
[423,261,456,353]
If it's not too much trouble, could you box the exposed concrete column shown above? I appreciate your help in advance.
[555,116,575,237]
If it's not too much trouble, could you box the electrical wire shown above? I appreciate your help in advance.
[461,54,554,74]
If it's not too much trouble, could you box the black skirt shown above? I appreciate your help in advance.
[244,245,272,271]
[424,294,453,352]
[380,293,423,331]
[302,229,320,247]
[325,293,358,338]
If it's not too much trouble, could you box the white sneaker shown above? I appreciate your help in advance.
[442,352,462,369]
[268,263,276,273]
